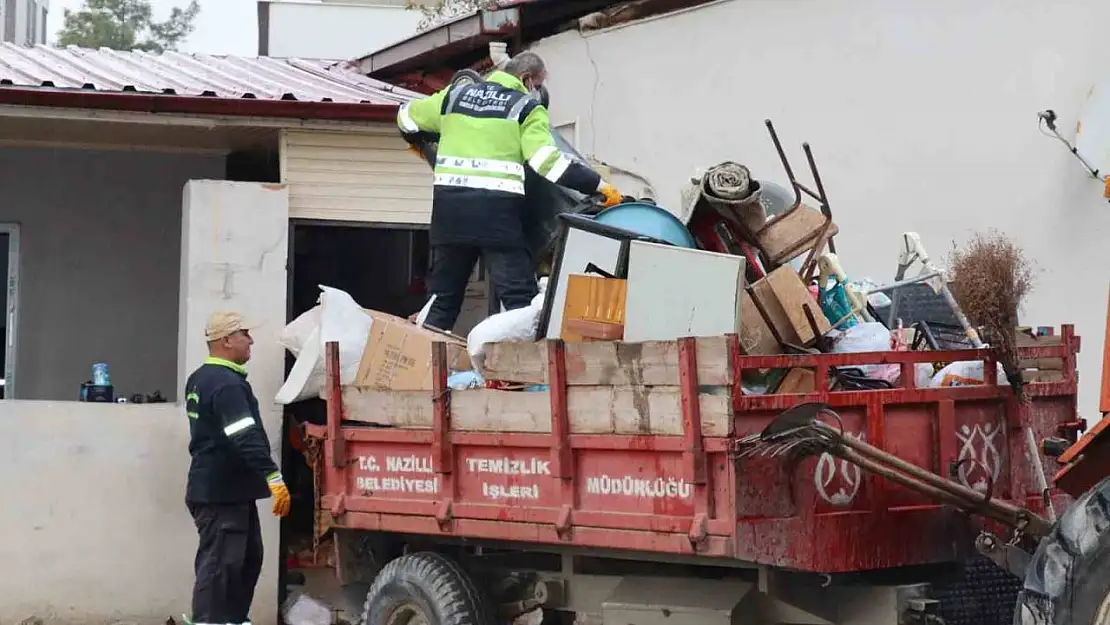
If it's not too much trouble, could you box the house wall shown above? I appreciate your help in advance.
[0,181,289,625]
[0,401,195,624]
[0,146,224,401]
[179,180,290,625]
[531,0,1110,418]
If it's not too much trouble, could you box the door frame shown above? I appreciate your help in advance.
[0,223,20,398]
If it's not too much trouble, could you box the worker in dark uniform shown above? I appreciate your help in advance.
[397,51,622,332]
[183,311,290,625]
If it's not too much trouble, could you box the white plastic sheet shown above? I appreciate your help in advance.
[275,286,372,405]
[282,592,332,625]
[467,278,547,372]
[832,322,900,384]
[928,360,1010,388]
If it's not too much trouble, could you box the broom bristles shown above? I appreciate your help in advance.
[948,231,1035,400]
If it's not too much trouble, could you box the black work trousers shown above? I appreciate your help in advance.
[188,501,264,625]
[424,244,538,332]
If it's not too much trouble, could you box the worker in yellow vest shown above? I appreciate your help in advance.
[397,51,621,331]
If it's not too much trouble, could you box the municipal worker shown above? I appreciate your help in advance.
[397,51,622,331]
[183,311,291,625]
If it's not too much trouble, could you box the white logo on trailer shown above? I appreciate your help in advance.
[956,422,1002,493]
[814,432,864,506]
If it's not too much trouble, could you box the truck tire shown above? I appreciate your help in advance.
[362,552,493,625]
[1015,475,1110,624]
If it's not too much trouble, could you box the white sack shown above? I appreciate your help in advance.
[279,306,321,357]
[275,286,372,405]
[832,321,900,383]
[467,278,547,373]
[929,360,1010,388]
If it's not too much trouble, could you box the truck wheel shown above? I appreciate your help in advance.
[1015,475,1110,624]
[362,552,493,625]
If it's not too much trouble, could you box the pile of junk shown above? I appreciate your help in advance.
[274,118,1049,415]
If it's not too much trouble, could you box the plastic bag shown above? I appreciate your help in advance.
[819,277,860,330]
[849,277,893,309]
[929,360,1010,388]
[447,370,485,390]
[319,286,372,385]
[282,592,332,625]
[832,322,899,383]
[467,279,548,373]
[279,306,320,357]
[275,286,372,405]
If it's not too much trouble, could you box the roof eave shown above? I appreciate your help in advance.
[357,6,521,76]
[0,87,400,122]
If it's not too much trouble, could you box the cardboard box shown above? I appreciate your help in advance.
[776,368,817,394]
[749,265,831,346]
[354,310,472,391]
[739,290,781,357]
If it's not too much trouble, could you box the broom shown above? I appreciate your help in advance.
[947,231,1035,400]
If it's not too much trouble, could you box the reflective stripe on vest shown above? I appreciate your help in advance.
[528,145,572,183]
[434,173,525,195]
[397,103,419,133]
[436,155,525,179]
[431,76,542,195]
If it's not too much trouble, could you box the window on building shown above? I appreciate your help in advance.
[3,0,15,43]
[27,0,35,44]
[39,4,45,43]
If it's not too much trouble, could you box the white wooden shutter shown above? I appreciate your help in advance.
[280,127,432,224]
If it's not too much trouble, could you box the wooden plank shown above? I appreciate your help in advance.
[1021,370,1065,383]
[480,337,732,386]
[341,386,733,437]
[1018,357,1064,371]
[1017,334,1063,347]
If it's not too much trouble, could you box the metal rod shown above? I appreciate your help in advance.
[838,447,995,513]
[836,447,1050,535]
[803,143,835,254]
[818,420,1052,535]
[1024,426,1056,523]
[765,119,803,209]
[867,271,944,294]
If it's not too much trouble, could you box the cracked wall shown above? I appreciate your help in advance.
[532,0,1110,419]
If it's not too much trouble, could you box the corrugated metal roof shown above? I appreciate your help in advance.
[0,43,422,105]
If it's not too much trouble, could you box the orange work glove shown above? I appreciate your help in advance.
[407,145,426,160]
[599,183,622,208]
[268,473,291,518]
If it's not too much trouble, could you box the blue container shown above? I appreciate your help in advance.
[92,362,110,387]
[593,202,697,248]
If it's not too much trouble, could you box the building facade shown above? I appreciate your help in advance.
[1,0,47,45]
[258,0,423,60]
[0,44,426,624]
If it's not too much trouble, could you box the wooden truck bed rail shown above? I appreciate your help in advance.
[307,326,1081,573]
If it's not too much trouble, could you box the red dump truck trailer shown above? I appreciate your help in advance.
[302,324,1105,625]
